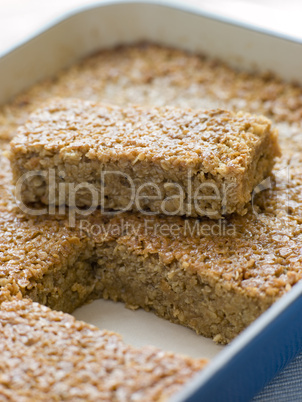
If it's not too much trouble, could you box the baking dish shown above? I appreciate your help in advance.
[1,1,302,400]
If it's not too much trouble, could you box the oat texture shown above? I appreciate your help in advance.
[10,98,280,217]
[0,298,206,401]
[0,44,301,347]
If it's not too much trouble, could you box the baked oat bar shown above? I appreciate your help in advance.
[0,146,298,345]
[0,298,206,401]
[9,98,280,218]
[1,43,302,346]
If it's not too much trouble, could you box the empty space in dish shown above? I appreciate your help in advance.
[74,299,223,359]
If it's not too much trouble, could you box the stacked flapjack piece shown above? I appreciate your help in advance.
[7,96,281,339]
[0,95,282,399]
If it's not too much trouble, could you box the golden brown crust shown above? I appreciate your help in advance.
[11,99,277,173]
[9,98,280,218]
[0,43,301,346]
[0,298,206,400]
[1,44,302,148]
[0,144,301,342]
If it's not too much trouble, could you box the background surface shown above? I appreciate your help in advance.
[0,0,302,55]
